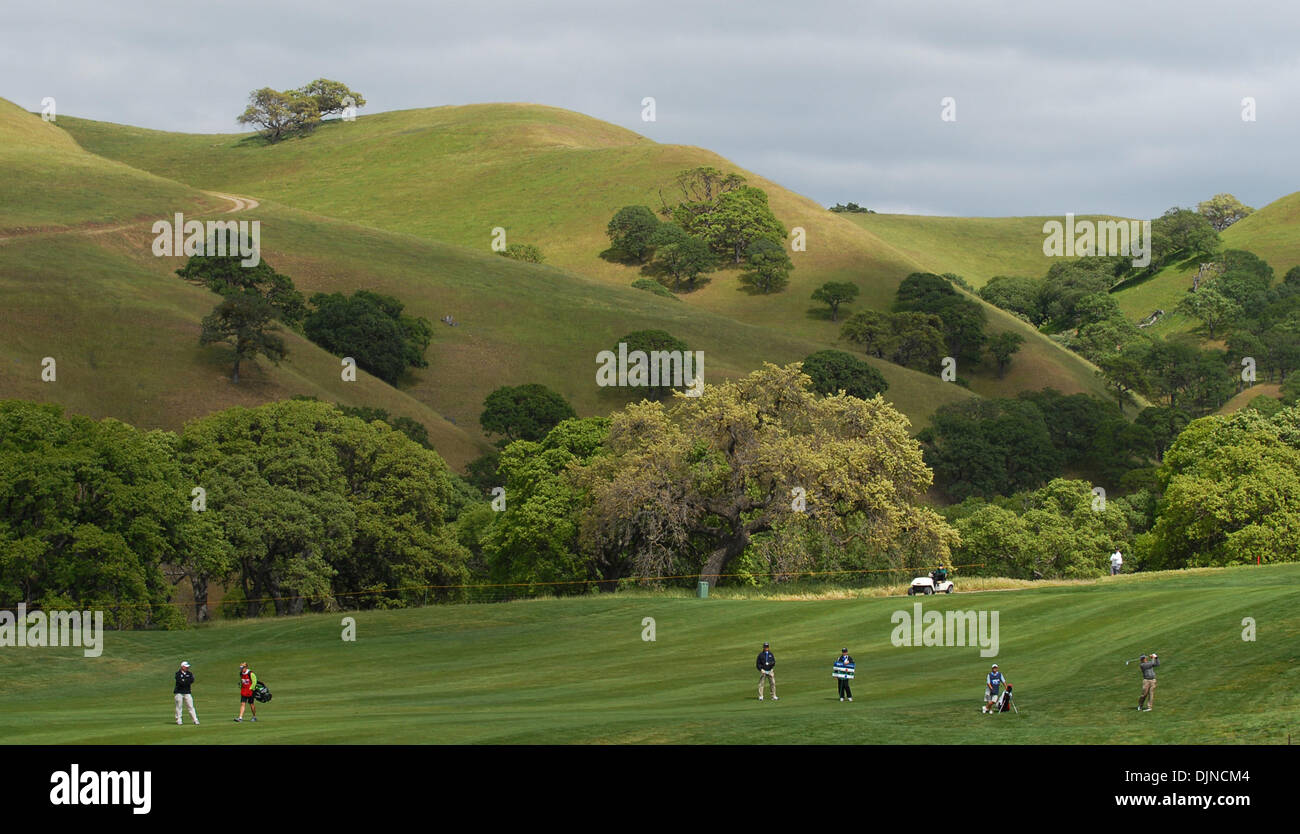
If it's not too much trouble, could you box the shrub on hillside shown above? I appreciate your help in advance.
[303,290,432,385]
[498,243,545,263]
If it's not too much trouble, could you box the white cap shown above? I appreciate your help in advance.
[180,661,190,668]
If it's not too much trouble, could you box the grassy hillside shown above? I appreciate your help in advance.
[0,100,487,466]
[0,101,980,457]
[2,565,1294,744]
[1221,192,1300,278]
[0,98,976,465]
[0,197,978,461]
[0,98,212,232]
[0,226,489,468]
[1112,193,1300,339]
[844,213,1116,288]
[58,105,1116,404]
[1217,383,1281,415]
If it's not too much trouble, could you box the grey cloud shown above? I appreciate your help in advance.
[3,0,1297,217]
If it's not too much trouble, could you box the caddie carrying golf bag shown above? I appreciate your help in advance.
[997,683,1013,712]
[252,681,272,703]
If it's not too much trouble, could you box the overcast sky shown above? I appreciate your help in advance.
[6,0,1298,216]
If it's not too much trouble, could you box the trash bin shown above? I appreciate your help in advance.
[697,580,709,599]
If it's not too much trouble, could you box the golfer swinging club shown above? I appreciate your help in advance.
[1136,653,1159,711]
[983,663,1007,714]
[756,642,777,701]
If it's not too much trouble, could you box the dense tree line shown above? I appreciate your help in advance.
[919,390,1154,501]
[463,364,953,592]
[945,479,1153,579]
[839,272,1021,379]
[0,399,470,626]
[8,374,1300,620]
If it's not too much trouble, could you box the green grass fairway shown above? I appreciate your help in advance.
[3,565,1295,744]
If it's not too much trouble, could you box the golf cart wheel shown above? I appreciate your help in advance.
[907,587,914,595]
[923,586,933,595]
[944,586,952,594]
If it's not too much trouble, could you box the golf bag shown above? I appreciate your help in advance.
[252,681,272,703]
[997,684,1013,712]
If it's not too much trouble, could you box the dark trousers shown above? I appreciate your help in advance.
[837,678,852,698]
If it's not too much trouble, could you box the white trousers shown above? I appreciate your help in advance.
[174,693,198,724]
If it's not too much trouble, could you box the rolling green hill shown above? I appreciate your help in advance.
[844,212,1117,288]
[1111,193,1300,339]
[0,100,980,465]
[56,104,1117,405]
[0,98,212,232]
[1221,191,1300,278]
[2,565,1294,744]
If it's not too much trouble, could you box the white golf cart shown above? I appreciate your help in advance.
[907,570,953,595]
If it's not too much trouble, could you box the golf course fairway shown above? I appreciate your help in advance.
[2,564,1295,745]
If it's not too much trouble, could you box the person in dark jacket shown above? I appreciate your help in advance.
[173,661,199,725]
[836,648,854,702]
[1137,653,1160,711]
[756,642,777,701]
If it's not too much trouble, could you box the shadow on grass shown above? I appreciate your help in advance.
[806,306,852,323]
[598,247,645,266]
[1109,254,1204,294]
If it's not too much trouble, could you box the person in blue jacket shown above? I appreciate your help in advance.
[983,663,1007,714]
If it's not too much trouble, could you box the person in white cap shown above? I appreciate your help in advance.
[756,642,777,701]
[1110,549,1123,576]
[174,661,199,725]
[983,663,1007,714]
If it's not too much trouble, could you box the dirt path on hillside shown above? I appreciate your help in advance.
[202,191,261,213]
[0,192,260,245]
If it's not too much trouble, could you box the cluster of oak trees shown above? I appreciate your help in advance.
[181,254,432,386]
[0,399,474,626]
[838,272,1024,380]
[606,167,793,294]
